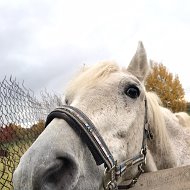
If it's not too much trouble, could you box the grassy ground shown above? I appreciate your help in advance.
[0,121,45,190]
[0,139,35,190]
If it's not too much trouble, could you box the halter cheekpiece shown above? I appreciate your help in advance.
[45,98,152,189]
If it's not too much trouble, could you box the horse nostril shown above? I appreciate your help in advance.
[38,156,79,190]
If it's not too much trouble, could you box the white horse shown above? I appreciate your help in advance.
[13,42,190,190]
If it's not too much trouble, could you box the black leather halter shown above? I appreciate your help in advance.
[45,98,152,189]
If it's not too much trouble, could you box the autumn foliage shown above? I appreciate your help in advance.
[145,61,187,112]
[0,121,45,143]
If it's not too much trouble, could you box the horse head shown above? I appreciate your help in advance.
[13,42,180,190]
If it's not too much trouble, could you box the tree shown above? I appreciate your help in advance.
[145,61,187,112]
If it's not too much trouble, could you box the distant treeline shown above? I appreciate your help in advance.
[0,121,45,143]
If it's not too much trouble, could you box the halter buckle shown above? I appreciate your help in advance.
[103,164,118,190]
[140,147,147,165]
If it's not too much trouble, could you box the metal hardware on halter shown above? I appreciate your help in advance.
[103,165,118,190]
[117,162,145,189]
[103,147,147,190]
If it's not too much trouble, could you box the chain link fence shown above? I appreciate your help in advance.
[0,77,63,189]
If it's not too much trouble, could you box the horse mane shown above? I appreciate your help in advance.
[146,92,170,153]
[66,61,121,97]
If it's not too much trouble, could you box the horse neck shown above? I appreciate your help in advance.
[146,93,178,170]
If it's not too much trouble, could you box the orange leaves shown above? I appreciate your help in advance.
[146,61,187,112]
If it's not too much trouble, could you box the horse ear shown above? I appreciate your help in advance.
[127,41,150,82]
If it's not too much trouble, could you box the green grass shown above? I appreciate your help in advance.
[0,139,35,190]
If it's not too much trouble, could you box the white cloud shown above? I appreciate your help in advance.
[0,0,190,101]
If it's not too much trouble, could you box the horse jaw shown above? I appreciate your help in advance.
[127,41,150,82]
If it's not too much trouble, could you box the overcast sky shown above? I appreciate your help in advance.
[0,0,190,101]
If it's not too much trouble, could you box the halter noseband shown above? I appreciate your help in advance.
[45,98,152,189]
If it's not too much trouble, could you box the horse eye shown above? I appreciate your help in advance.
[125,85,140,99]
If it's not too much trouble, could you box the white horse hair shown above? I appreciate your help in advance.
[175,112,190,128]
[13,42,190,190]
